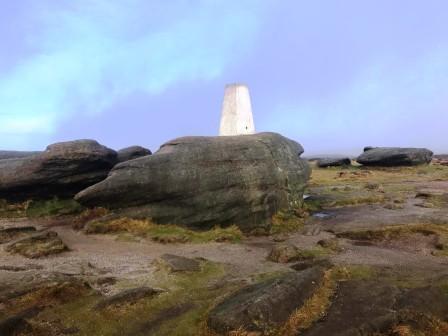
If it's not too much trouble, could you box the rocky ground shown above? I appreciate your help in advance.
[1,161,448,336]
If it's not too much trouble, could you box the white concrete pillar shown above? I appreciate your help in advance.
[219,84,255,136]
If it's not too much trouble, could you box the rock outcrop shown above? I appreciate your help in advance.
[117,146,152,163]
[5,231,67,258]
[317,157,351,168]
[207,267,326,334]
[357,147,433,166]
[0,151,41,160]
[0,140,117,201]
[302,280,448,336]
[76,133,310,232]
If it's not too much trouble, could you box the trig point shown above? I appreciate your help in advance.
[219,83,255,136]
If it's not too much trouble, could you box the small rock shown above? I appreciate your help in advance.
[272,233,289,242]
[159,254,201,272]
[415,202,435,208]
[317,238,341,251]
[5,231,68,258]
[95,287,163,309]
[365,182,380,190]
[384,203,404,210]
[95,277,117,286]
[267,244,300,263]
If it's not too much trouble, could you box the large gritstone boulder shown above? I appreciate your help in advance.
[75,132,310,232]
[0,151,41,160]
[0,140,117,201]
[117,146,152,163]
[357,147,433,166]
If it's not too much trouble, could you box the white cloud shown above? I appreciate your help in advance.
[0,0,267,149]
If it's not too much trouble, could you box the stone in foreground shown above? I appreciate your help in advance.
[317,157,351,168]
[159,254,201,272]
[5,231,67,258]
[76,133,310,232]
[0,139,117,201]
[207,267,326,334]
[301,280,448,336]
[117,146,152,163]
[357,147,433,166]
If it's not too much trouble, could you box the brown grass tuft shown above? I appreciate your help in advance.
[278,269,337,336]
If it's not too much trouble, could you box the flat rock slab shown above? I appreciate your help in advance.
[207,267,326,334]
[159,254,201,272]
[357,147,433,166]
[5,231,67,258]
[301,280,448,336]
[95,287,163,309]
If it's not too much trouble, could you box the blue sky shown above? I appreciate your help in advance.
[0,1,447,154]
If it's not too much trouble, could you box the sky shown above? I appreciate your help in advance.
[0,0,447,155]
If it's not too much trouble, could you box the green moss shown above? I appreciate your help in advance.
[35,261,239,336]
[337,224,448,247]
[332,265,377,281]
[270,211,305,235]
[26,198,84,218]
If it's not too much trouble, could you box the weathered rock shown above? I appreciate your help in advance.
[117,146,152,163]
[207,267,326,334]
[0,226,37,244]
[0,150,41,160]
[5,231,68,258]
[0,139,117,201]
[95,287,163,309]
[357,147,433,166]
[317,157,351,168]
[159,254,201,272]
[363,146,376,152]
[301,280,448,336]
[267,243,301,263]
[301,280,399,336]
[76,133,310,232]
